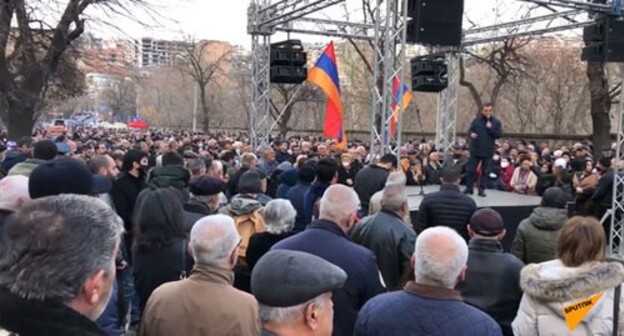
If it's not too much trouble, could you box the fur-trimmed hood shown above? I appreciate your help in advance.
[520,259,624,302]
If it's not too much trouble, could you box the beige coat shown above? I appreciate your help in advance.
[512,260,624,336]
[140,264,260,336]
[510,168,538,195]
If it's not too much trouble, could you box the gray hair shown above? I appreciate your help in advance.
[190,214,240,267]
[263,199,296,235]
[188,158,206,175]
[259,294,326,324]
[319,184,359,224]
[385,171,407,188]
[0,195,123,301]
[380,184,408,212]
[414,226,468,289]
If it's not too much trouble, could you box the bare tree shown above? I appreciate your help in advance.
[0,0,151,139]
[100,78,136,120]
[178,38,235,133]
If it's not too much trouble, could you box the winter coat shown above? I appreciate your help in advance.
[0,210,13,243]
[511,207,567,264]
[354,281,502,336]
[303,182,331,224]
[273,220,386,336]
[0,288,107,336]
[285,182,312,232]
[258,159,278,177]
[0,150,26,173]
[425,162,443,185]
[456,239,524,335]
[512,260,624,336]
[591,169,615,207]
[246,231,293,272]
[468,114,502,158]
[510,168,538,195]
[133,238,194,312]
[219,194,265,258]
[275,168,298,198]
[499,165,515,191]
[7,158,47,177]
[147,165,190,191]
[350,210,416,290]
[415,184,477,241]
[338,165,357,187]
[111,172,147,233]
[140,264,260,336]
[354,165,390,213]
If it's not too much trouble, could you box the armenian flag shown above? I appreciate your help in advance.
[307,41,347,148]
[389,76,413,136]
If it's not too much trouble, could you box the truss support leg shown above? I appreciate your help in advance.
[250,33,271,150]
[609,63,624,257]
[436,52,459,159]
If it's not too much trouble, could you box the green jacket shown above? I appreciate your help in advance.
[7,159,46,177]
[511,207,567,264]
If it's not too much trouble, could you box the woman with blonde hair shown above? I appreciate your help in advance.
[512,216,624,335]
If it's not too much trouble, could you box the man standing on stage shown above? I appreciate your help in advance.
[464,103,502,197]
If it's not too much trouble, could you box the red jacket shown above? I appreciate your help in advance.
[500,165,515,191]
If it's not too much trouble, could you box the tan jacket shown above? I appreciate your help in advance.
[510,168,538,195]
[140,264,260,336]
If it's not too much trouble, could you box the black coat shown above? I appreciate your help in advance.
[457,239,524,336]
[337,165,357,187]
[246,232,292,272]
[415,184,477,241]
[468,115,502,158]
[0,288,107,336]
[111,172,147,233]
[591,169,615,207]
[285,182,312,232]
[425,163,443,185]
[132,238,194,312]
[350,210,416,290]
[354,165,390,213]
[0,209,12,242]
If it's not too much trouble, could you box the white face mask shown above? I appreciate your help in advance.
[501,161,510,168]
[493,155,500,161]
[342,161,350,168]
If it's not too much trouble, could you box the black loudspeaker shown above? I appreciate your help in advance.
[406,0,464,47]
[410,55,447,93]
[270,40,308,84]
[582,18,624,63]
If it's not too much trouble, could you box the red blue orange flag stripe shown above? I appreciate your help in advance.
[390,76,413,136]
[307,41,347,148]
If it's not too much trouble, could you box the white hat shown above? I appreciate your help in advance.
[554,158,567,169]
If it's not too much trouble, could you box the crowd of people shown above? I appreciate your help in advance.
[0,109,622,336]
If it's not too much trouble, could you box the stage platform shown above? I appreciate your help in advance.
[407,186,542,251]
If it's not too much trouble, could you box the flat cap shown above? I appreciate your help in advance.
[189,176,226,196]
[251,250,347,307]
[470,208,504,237]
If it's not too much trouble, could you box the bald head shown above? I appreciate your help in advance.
[319,184,359,231]
[0,175,30,212]
[190,214,240,268]
[414,226,468,288]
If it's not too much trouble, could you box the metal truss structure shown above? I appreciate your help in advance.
[248,0,624,255]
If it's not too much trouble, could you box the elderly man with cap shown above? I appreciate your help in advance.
[252,250,347,336]
[273,184,385,336]
[140,215,260,336]
[0,175,30,241]
[185,175,227,216]
[457,208,524,336]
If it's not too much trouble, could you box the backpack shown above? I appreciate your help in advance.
[234,207,266,259]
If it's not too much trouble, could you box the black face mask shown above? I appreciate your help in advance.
[453,153,462,159]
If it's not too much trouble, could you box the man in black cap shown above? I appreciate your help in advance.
[457,208,524,336]
[185,175,227,216]
[252,250,347,336]
[28,157,96,199]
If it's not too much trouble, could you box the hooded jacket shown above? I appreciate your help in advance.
[511,207,567,264]
[219,194,265,258]
[147,165,190,191]
[512,260,624,336]
[0,150,27,172]
[276,168,298,199]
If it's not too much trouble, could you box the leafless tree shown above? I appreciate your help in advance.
[0,0,152,139]
[100,78,136,120]
[178,38,235,133]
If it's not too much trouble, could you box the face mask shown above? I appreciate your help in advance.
[501,161,510,168]
[493,155,500,161]
[342,161,350,168]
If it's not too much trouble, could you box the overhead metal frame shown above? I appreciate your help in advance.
[249,0,409,157]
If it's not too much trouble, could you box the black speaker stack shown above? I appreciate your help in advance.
[406,0,465,47]
[410,55,448,93]
[270,40,307,84]
[582,17,624,63]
